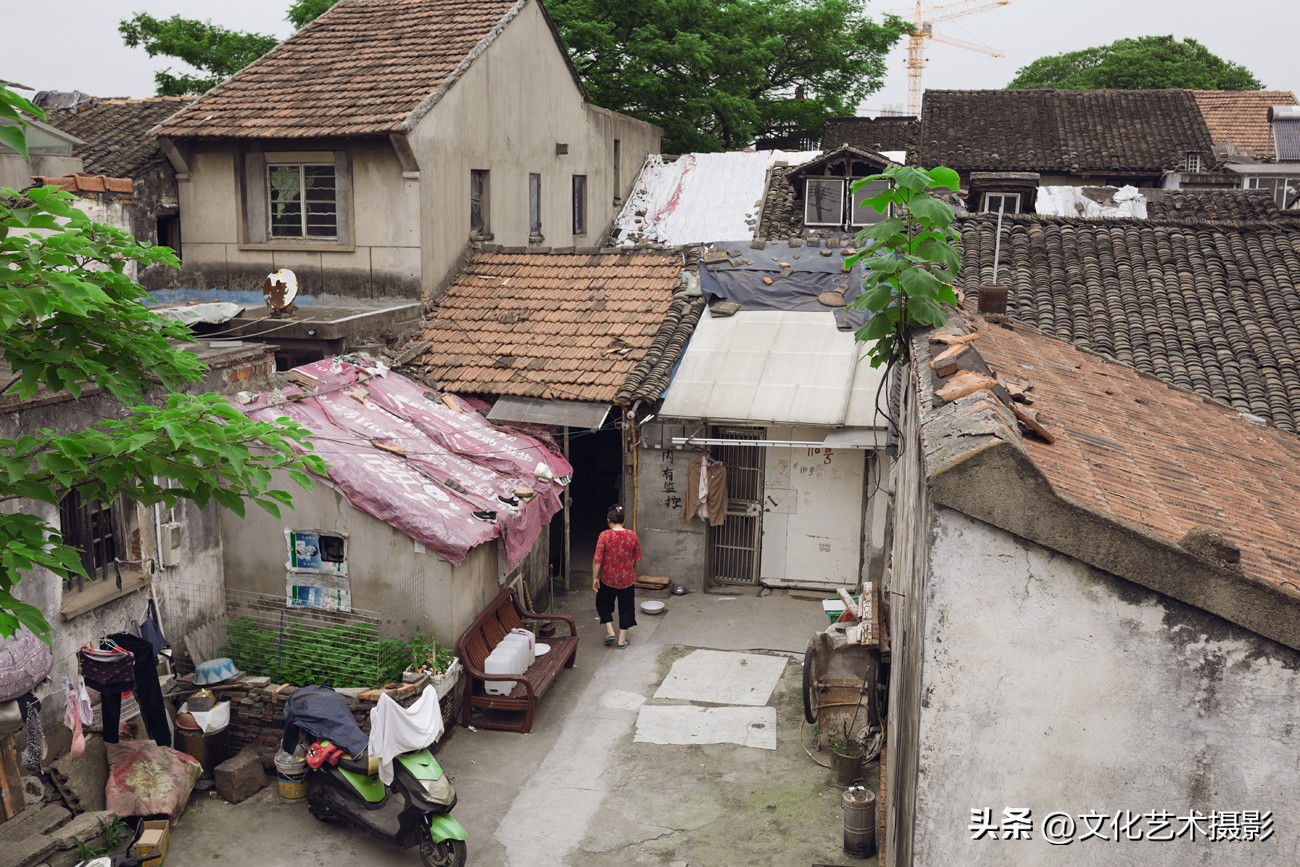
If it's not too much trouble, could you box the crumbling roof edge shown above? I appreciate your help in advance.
[913,319,1300,652]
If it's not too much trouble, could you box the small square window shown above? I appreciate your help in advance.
[804,178,845,226]
[529,173,542,237]
[982,192,1021,214]
[268,163,337,238]
[572,175,587,235]
[1183,152,1203,174]
[470,169,490,236]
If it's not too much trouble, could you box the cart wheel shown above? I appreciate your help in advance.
[802,637,823,725]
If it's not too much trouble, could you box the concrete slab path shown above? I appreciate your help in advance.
[166,587,871,866]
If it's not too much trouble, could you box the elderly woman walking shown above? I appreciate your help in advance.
[592,504,641,649]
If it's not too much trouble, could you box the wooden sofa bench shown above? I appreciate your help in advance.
[456,587,577,733]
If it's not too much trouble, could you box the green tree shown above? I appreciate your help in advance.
[547,0,906,152]
[119,1,341,96]
[1008,36,1263,91]
[0,87,325,640]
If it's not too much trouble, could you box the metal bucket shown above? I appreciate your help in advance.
[843,786,877,858]
[830,747,863,786]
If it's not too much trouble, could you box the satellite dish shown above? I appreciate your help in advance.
[264,268,299,318]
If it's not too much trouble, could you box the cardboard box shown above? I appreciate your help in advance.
[131,819,170,867]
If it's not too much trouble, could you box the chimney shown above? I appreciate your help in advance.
[977,284,1008,320]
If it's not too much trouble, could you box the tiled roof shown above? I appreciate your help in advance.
[156,0,525,139]
[957,213,1300,432]
[916,316,1300,645]
[1192,90,1299,161]
[821,116,918,154]
[44,98,191,176]
[615,295,705,403]
[914,89,1215,175]
[417,250,685,403]
[30,174,133,195]
[1143,188,1282,220]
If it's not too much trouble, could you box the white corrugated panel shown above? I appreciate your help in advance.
[661,310,887,426]
[612,150,821,247]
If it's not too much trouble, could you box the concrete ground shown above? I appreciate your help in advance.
[167,586,877,866]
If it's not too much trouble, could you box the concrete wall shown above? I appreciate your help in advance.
[633,423,709,590]
[0,153,82,190]
[409,0,660,298]
[901,507,1300,866]
[221,471,531,646]
[175,139,421,298]
[759,425,864,587]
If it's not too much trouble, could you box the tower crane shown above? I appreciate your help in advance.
[903,0,1010,116]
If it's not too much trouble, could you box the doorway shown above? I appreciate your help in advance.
[707,426,765,585]
[549,424,623,583]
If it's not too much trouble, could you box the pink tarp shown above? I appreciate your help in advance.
[240,358,570,568]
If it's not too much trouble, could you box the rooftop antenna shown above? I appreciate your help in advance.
[902,1,1011,117]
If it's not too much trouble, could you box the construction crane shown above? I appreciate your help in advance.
[903,0,1010,116]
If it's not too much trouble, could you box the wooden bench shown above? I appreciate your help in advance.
[456,587,577,733]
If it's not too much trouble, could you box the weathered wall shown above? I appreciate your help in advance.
[759,425,864,587]
[634,422,708,590]
[883,374,930,867]
[221,470,519,646]
[410,0,661,298]
[175,140,421,298]
[908,508,1300,865]
[0,153,82,190]
[132,163,182,291]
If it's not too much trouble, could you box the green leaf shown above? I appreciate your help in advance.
[928,167,960,191]
[914,237,962,274]
[856,217,905,243]
[906,194,953,230]
[0,125,29,161]
[889,166,932,194]
[899,267,943,299]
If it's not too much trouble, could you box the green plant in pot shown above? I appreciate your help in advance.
[405,633,455,680]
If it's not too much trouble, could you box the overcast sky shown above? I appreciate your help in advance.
[5,0,1299,114]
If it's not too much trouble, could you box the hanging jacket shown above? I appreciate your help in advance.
[683,458,728,526]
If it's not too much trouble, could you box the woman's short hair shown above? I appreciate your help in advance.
[607,504,626,524]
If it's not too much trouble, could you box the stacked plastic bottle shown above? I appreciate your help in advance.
[483,632,533,695]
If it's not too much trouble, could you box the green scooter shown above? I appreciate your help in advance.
[305,740,468,866]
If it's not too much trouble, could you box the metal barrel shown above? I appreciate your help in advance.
[842,785,877,858]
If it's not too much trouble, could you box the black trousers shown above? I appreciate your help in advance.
[85,633,171,747]
[596,583,637,631]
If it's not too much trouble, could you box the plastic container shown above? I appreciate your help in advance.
[508,629,536,660]
[484,646,520,695]
[823,596,861,625]
[502,632,534,667]
[275,750,308,802]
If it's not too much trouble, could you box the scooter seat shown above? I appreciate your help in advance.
[338,749,378,776]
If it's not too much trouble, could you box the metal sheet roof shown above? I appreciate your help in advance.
[488,396,611,430]
[659,310,887,427]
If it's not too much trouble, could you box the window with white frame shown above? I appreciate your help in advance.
[804,178,847,226]
[1182,152,1204,174]
[1245,176,1300,209]
[982,192,1021,214]
[268,162,337,238]
[850,179,891,226]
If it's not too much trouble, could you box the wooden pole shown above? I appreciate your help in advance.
[0,734,24,819]
[563,426,571,591]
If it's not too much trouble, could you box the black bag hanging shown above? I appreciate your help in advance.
[138,597,169,657]
[78,642,135,691]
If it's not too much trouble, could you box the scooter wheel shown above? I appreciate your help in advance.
[421,837,467,867]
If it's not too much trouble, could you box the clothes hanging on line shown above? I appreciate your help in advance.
[85,633,171,747]
[683,456,728,527]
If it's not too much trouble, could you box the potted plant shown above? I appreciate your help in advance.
[402,634,458,692]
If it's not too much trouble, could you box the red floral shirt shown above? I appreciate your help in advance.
[595,529,642,589]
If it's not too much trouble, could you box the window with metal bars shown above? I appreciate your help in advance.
[58,490,128,587]
[268,163,338,238]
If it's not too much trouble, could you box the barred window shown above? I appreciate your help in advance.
[268,163,338,238]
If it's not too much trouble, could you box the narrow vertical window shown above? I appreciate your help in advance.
[529,173,542,237]
[572,175,587,235]
[613,138,622,202]
[470,169,489,236]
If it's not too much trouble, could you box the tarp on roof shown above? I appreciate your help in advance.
[698,240,866,330]
[613,151,820,247]
[660,310,887,427]
[239,358,571,568]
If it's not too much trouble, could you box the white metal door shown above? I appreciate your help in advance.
[707,426,764,585]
